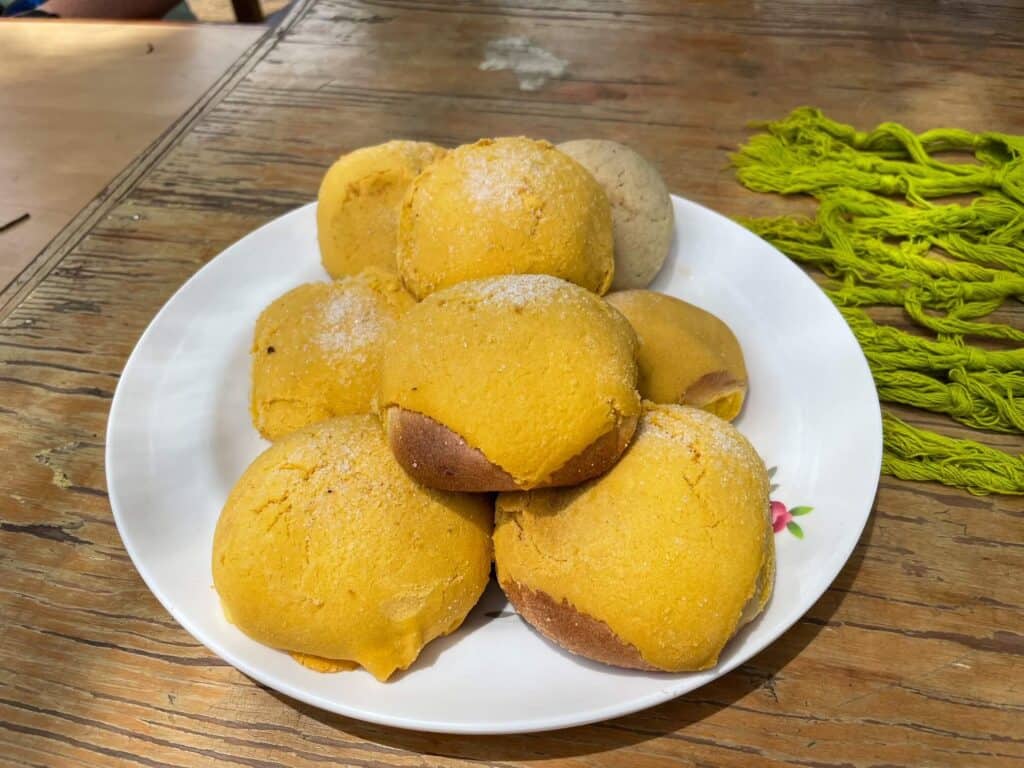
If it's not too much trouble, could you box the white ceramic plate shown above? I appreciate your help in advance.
[106,196,881,735]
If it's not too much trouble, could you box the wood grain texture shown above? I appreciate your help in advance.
[1,1,1022,766]
[0,20,264,294]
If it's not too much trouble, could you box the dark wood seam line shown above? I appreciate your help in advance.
[30,627,227,667]
[0,698,269,768]
[0,719,184,768]
[0,0,317,323]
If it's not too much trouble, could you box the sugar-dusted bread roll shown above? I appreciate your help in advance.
[397,137,615,299]
[212,416,493,682]
[557,139,674,290]
[494,403,773,672]
[250,267,415,440]
[380,274,641,491]
[318,140,446,278]
[607,290,747,420]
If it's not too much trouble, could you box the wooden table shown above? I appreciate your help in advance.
[2,2,1022,765]
[0,20,264,293]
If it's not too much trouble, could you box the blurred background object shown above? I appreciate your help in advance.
[189,0,290,22]
[0,9,271,289]
[1,0,290,21]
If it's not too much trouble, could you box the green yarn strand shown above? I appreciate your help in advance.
[839,308,1024,373]
[733,108,1024,496]
[872,368,1024,434]
[882,414,1024,496]
[735,107,1024,206]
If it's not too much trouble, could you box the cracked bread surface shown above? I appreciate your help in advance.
[250,268,415,440]
[494,402,773,672]
[380,275,641,489]
[317,140,446,278]
[212,416,493,681]
[397,137,614,299]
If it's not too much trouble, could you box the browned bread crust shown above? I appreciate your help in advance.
[385,406,519,491]
[501,579,657,671]
[503,574,768,671]
[384,407,638,492]
[546,412,638,487]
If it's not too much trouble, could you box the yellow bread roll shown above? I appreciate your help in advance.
[317,140,446,277]
[212,416,493,682]
[250,268,415,440]
[380,274,641,490]
[494,403,773,672]
[396,137,615,299]
[606,290,748,420]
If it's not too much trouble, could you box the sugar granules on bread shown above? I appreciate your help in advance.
[315,288,393,364]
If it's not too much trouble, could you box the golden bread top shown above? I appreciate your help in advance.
[380,274,641,486]
[607,290,747,414]
[494,403,772,671]
[396,137,615,298]
[212,416,493,681]
[250,268,415,440]
[317,140,446,277]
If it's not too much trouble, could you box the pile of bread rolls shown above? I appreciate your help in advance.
[212,137,774,682]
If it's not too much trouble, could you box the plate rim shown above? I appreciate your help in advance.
[105,194,882,735]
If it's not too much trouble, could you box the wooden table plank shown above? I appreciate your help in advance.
[1,2,1022,766]
[0,20,265,296]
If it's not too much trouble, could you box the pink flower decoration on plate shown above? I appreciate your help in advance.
[767,467,813,539]
[771,500,792,533]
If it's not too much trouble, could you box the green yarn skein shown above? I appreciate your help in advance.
[733,108,1024,496]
